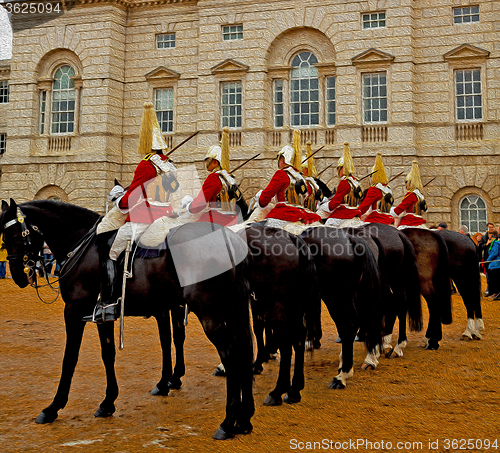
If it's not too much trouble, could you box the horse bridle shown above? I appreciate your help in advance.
[3,207,43,278]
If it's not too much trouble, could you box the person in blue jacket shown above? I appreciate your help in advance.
[487,234,500,300]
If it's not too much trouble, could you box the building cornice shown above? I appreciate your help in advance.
[63,0,197,7]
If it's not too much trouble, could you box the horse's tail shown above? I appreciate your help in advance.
[431,231,453,325]
[349,235,382,353]
[399,232,423,331]
[286,232,321,347]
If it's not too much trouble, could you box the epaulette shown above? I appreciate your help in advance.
[143,153,155,161]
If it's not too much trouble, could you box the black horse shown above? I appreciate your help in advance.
[0,199,254,439]
[352,223,423,357]
[301,227,383,389]
[401,227,452,350]
[437,230,483,340]
[243,224,321,406]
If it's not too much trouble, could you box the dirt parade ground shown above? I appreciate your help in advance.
[0,273,499,453]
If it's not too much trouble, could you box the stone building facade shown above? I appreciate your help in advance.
[0,0,499,232]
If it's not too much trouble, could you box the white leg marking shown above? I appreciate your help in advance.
[476,318,485,333]
[392,340,408,357]
[420,336,429,348]
[461,318,475,341]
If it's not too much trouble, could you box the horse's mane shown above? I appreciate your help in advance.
[20,200,101,225]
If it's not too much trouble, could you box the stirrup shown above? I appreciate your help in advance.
[86,298,120,323]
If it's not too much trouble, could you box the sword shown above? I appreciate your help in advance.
[230,153,261,173]
[119,239,132,350]
[387,171,405,184]
[301,146,325,164]
[166,130,199,157]
[316,164,333,178]
[423,177,436,188]
[358,169,378,182]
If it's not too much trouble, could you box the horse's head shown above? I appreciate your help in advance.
[0,199,45,288]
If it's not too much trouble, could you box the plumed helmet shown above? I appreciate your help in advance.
[371,152,389,185]
[305,141,318,178]
[205,144,222,165]
[337,142,355,176]
[277,145,295,167]
[138,102,168,155]
[291,129,302,172]
[406,160,423,191]
[205,127,230,171]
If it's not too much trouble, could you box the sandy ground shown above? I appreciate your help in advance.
[0,272,499,453]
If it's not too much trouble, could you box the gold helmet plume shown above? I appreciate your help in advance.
[138,101,168,155]
[220,126,230,172]
[371,152,389,185]
[305,141,318,178]
[292,129,302,172]
[337,142,355,176]
[406,160,423,191]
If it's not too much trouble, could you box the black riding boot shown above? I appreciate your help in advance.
[82,235,120,323]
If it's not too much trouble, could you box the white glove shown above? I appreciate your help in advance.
[108,185,125,202]
[390,207,400,218]
[248,190,263,212]
[179,195,194,212]
[316,200,332,219]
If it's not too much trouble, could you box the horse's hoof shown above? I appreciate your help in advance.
[354,335,362,342]
[168,378,182,390]
[263,395,282,406]
[268,353,278,360]
[94,405,115,418]
[334,336,342,344]
[213,367,226,377]
[361,363,375,371]
[284,393,301,404]
[328,379,345,390]
[390,350,402,359]
[425,342,439,351]
[151,386,170,396]
[461,334,473,341]
[313,340,321,349]
[384,348,393,358]
[213,426,234,440]
[234,421,253,435]
[35,411,58,424]
[472,333,482,341]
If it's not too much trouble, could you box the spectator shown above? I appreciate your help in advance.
[42,242,54,277]
[472,232,483,246]
[0,234,7,279]
[459,225,472,239]
[478,223,497,293]
[486,232,500,300]
[484,230,498,297]
[437,222,448,230]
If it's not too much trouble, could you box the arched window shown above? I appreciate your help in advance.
[290,51,319,127]
[460,194,487,234]
[51,65,76,134]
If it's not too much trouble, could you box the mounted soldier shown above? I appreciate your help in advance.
[317,142,362,227]
[302,141,325,213]
[391,160,428,228]
[354,152,394,225]
[250,130,321,228]
[83,101,179,323]
[181,127,241,227]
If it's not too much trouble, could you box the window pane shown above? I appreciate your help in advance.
[221,81,242,129]
[362,72,387,124]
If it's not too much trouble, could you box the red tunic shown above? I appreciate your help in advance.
[118,154,175,223]
[394,191,426,226]
[190,172,238,226]
[355,186,394,225]
[326,178,358,220]
[260,169,321,224]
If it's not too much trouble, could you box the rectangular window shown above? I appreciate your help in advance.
[156,33,176,49]
[362,72,388,123]
[221,81,242,129]
[273,79,284,128]
[155,88,174,133]
[222,24,243,41]
[453,6,479,24]
[362,11,386,29]
[39,91,47,134]
[51,91,75,134]
[0,133,5,155]
[326,76,336,126]
[455,69,482,121]
[0,81,8,103]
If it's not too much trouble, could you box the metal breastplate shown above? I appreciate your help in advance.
[343,177,361,207]
[215,171,240,213]
[284,168,307,207]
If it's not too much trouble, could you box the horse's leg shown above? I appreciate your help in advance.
[250,300,267,374]
[421,294,442,350]
[285,322,305,404]
[453,274,483,340]
[391,286,408,358]
[151,312,173,396]
[171,305,186,388]
[36,315,86,423]
[264,328,291,406]
[94,321,119,417]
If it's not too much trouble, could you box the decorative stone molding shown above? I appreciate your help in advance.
[362,125,388,142]
[456,123,483,141]
[211,59,249,76]
[36,49,83,80]
[444,44,490,64]
[352,48,395,68]
[145,66,180,88]
[34,184,69,202]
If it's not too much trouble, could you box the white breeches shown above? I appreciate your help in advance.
[109,222,150,261]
